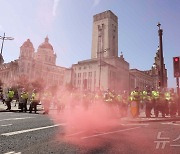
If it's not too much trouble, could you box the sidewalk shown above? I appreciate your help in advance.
[1,101,180,122]
[122,108,180,123]
[0,100,44,113]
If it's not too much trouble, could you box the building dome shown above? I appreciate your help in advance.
[38,36,53,50]
[21,39,34,48]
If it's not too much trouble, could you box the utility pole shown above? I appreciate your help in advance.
[173,57,180,115]
[157,22,164,88]
[97,48,109,90]
[177,77,180,116]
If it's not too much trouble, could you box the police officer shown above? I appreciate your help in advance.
[151,88,158,116]
[29,89,40,113]
[164,88,170,116]
[82,90,90,110]
[121,91,129,117]
[42,88,52,114]
[130,87,141,117]
[0,86,4,104]
[169,88,177,117]
[19,88,29,112]
[5,88,14,110]
[143,86,152,118]
[158,88,166,118]
[115,93,123,115]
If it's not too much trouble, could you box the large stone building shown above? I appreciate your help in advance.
[65,10,168,92]
[0,10,168,92]
[65,10,130,92]
[0,37,66,87]
[146,47,168,89]
[129,47,168,91]
[129,69,154,92]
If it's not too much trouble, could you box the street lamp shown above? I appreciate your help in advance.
[0,33,14,64]
[0,32,14,58]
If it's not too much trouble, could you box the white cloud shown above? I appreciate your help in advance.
[93,0,101,7]
[53,0,60,16]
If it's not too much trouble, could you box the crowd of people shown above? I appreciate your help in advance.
[129,86,179,118]
[0,85,179,118]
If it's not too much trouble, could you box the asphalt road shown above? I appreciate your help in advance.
[0,112,180,154]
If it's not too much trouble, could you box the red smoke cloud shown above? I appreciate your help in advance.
[49,93,121,148]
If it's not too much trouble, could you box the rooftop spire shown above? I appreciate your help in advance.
[45,35,49,43]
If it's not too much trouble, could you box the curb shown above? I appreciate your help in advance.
[123,117,180,123]
[0,109,44,113]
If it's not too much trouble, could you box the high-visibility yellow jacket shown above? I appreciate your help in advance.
[31,92,40,101]
[21,92,28,99]
[130,91,141,101]
[42,91,52,101]
[8,90,14,99]
[165,92,170,101]
[152,91,159,100]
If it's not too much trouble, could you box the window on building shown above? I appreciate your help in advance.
[88,72,92,78]
[112,36,115,56]
[83,72,87,80]
[78,73,81,78]
[74,80,76,86]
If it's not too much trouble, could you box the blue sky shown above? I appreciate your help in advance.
[0,0,180,88]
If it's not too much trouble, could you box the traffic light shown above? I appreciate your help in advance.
[173,57,180,77]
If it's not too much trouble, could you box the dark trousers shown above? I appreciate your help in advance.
[145,101,152,118]
[43,100,50,114]
[6,98,12,110]
[19,99,28,112]
[23,101,27,112]
[29,101,38,113]
[19,103,23,112]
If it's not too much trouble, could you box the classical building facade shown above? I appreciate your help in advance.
[65,10,130,92]
[130,47,168,91]
[64,10,168,93]
[1,10,167,92]
[145,47,168,89]
[0,37,66,87]
[129,69,153,92]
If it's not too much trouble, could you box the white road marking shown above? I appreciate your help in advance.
[81,127,141,139]
[1,124,12,127]
[161,122,172,124]
[161,122,180,126]
[1,123,66,136]
[171,123,180,126]
[4,151,21,154]
[66,131,85,137]
[121,123,149,126]
[0,117,34,122]
[170,145,180,147]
